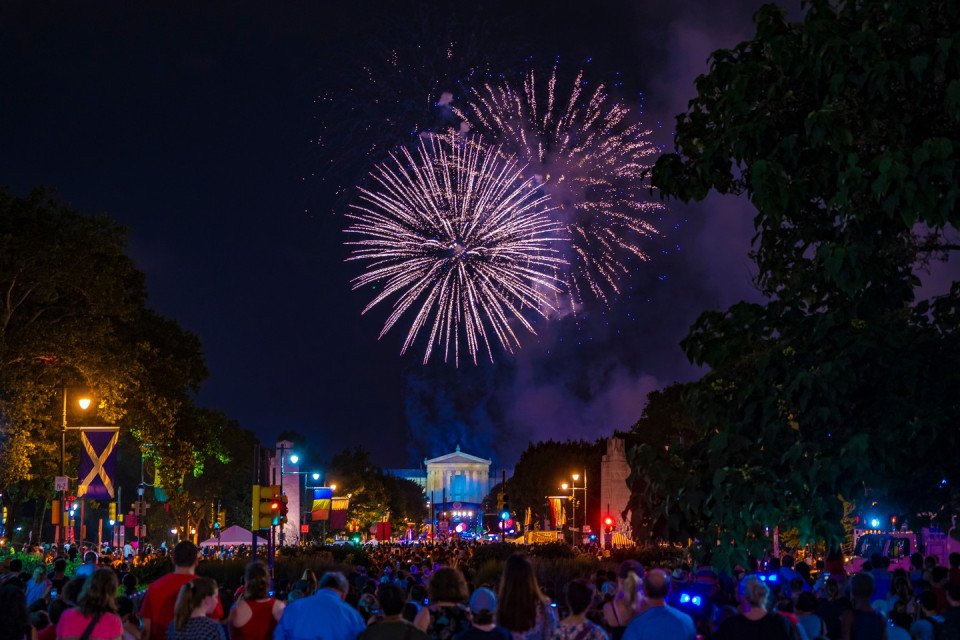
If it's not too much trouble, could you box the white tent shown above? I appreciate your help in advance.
[199,525,267,547]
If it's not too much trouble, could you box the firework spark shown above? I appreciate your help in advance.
[345,133,566,365]
[454,67,663,306]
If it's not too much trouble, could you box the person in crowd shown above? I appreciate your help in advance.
[817,576,850,640]
[75,553,98,579]
[41,600,70,640]
[228,562,283,640]
[841,573,886,640]
[413,567,472,639]
[30,612,51,639]
[121,576,138,599]
[779,556,802,587]
[886,611,911,640]
[48,560,70,597]
[358,583,428,640]
[871,556,893,603]
[794,592,826,640]
[273,572,364,640]
[55,568,123,640]
[115,597,140,640]
[26,567,52,608]
[714,574,792,640]
[141,542,223,640]
[940,583,960,639]
[450,588,506,640]
[621,569,694,640]
[299,572,317,598]
[495,554,557,640]
[949,554,960,587]
[909,554,926,594]
[553,579,607,640]
[167,578,224,640]
[910,591,943,640]
[932,567,951,613]
[601,561,643,640]
[0,584,34,640]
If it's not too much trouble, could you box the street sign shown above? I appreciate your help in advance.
[55,476,69,491]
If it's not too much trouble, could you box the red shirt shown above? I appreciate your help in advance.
[140,572,224,640]
[230,598,277,640]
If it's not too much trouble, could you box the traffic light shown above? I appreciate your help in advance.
[215,510,226,529]
[253,484,281,530]
[603,515,614,532]
[108,502,117,522]
[278,494,289,525]
[500,493,510,521]
[1,506,6,526]
[496,492,504,512]
[51,500,60,525]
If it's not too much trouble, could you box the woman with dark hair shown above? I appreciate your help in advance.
[227,563,282,640]
[601,561,642,639]
[168,578,223,640]
[0,584,34,640]
[413,567,471,639]
[496,554,557,640]
[55,569,123,640]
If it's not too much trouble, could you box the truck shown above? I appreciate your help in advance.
[846,517,960,573]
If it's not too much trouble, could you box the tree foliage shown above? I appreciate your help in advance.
[329,447,425,532]
[631,1,960,569]
[507,439,605,531]
[0,189,246,540]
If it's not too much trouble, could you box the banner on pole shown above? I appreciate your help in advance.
[547,496,567,528]
[77,428,119,500]
[329,497,350,530]
[311,488,333,521]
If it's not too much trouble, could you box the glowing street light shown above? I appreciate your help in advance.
[78,397,92,410]
[289,454,300,465]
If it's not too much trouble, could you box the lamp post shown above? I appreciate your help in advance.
[58,388,91,549]
[571,470,587,543]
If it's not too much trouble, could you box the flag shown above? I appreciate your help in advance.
[77,428,119,500]
[330,496,350,530]
[311,488,333,521]
[548,496,567,529]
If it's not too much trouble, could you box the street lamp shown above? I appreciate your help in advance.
[58,388,92,548]
[569,470,587,542]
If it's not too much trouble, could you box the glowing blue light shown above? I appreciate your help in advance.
[680,593,691,604]
[692,596,702,606]
[870,518,880,528]
[768,574,778,583]
[759,575,768,582]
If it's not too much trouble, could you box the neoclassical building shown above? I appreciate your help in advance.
[387,445,496,533]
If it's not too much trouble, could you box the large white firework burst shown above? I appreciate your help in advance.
[345,133,567,365]
[454,67,663,306]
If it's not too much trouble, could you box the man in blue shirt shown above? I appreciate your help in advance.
[622,569,696,640]
[275,571,366,640]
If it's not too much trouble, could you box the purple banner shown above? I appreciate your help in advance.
[77,429,119,500]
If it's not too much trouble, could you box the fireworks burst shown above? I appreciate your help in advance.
[454,67,663,306]
[345,133,567,365]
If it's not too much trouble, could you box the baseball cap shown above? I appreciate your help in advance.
[469,588,497,614]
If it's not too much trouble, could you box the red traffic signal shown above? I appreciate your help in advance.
[603,515,614,531]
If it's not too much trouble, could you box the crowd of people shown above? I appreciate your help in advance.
[2,540,960,640]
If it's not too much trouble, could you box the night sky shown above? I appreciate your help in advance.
[7,1,952,468]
